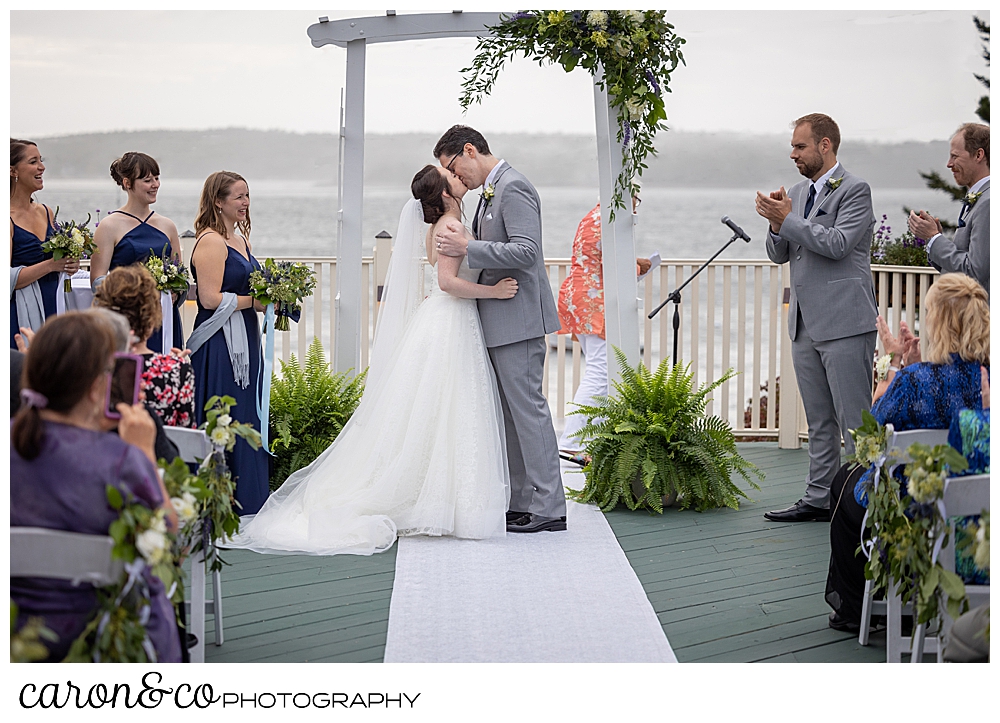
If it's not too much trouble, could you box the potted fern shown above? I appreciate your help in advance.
[568,348,763,513]
[268,338,366,489]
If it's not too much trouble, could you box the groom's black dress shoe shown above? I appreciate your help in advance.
[506,510,529,524]
[507,514,567,533]
[828,612,861,634]
[764,499,830,522]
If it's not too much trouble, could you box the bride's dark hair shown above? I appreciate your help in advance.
[411,165,453,225]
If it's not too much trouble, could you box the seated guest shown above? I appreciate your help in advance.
[85,307,181,464]
[92,265,196,428]
[10,312,181,662]
[825,273,989,633]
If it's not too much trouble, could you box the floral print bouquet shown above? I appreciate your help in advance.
[249,258,317,331]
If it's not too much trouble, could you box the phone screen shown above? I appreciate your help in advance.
[106,355,140,417]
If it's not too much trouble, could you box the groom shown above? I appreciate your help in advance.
[433,125,567,533]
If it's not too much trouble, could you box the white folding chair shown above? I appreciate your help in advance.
[163,426,224,663]
[911,473,990,662]
[11,527,123,585]
[858,427,949,662]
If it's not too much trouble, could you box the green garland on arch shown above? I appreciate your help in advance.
[459,10,685,218]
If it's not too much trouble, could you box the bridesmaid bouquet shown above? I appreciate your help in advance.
[40,208,97,292]
[144,251,191,295]
[249,259,317,331]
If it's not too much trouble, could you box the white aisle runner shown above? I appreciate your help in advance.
[383,465,677,663]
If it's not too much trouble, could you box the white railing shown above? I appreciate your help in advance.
[179,253,939,445]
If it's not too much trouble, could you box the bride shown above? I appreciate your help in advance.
[225,165,517,555]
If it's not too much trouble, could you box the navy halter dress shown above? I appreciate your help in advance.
[10,206,59,349]
[108,210,184,353]
[190,236,270,515]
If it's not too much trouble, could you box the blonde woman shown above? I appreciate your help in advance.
[186,171,268,515]
[826,273,990,634]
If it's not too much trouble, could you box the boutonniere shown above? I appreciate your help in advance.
[965,190,983,206]
[825,177,843,192]
[482,183,495,205]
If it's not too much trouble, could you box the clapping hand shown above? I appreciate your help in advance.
[755,187,791,233]
[907,210,941,241]
[876,316,921,367]
[14,326,35,352]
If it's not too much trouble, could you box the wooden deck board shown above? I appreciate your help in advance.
[198,443,886,663]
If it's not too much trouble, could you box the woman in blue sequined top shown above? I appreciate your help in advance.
[90,152,184,353]
[825,273,990,630]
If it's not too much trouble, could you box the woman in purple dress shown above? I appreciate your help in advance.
[10,139,80,348]
[90,151,184,353]
[10,312,181,662]
[188,171,270,515]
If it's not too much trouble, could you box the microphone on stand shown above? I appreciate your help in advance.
[721,215,751,243]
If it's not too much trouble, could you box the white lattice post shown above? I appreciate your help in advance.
[335,37,366,376]
[593,72,640,386]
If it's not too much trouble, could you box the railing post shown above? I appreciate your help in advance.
[778,265,802,449]
[373,230,392,333]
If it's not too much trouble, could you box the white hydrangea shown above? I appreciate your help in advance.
[624,10,645,25]
[171,492,198,524]
[136,528,167,565]
[625,96,646,120]
[586,10,608,29]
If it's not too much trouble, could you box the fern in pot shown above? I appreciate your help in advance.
[268,338,366,490]
[568,348,763,513]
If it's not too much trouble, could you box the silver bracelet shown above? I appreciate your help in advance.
[888,365,900,374]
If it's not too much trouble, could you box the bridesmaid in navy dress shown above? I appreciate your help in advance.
[189,171,269,515]
[10,139,79,348]
[90,152,183,353]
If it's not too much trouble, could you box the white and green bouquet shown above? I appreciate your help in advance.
[41,208,97,291]
[144,251,191,296]
[249,259,317,331]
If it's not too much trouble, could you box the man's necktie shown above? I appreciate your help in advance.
[804,185,816,218]
[958,200,970,229]
[472,194,486,237]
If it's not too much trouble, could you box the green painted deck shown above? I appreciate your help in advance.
[202,443,886,663]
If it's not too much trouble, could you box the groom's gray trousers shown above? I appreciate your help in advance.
[488,337,567,519]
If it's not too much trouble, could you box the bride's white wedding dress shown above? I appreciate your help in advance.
[225,200,509,556]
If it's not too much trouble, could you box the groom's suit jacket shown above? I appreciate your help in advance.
[765,165,878,342]
[466,162,560,348]
[927,181,990,295]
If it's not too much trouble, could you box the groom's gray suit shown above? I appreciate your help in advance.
[466,162,566,519]
[766,164,878,509]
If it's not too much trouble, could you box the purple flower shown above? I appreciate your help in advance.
[511,11,534,21]
[645,69,660,96]
[623,119,631,147]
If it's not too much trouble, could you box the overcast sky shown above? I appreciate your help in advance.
[9,6,989,141]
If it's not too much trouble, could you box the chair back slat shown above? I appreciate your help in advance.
[887,428,950,465]
[11,527,123,587]
[164,427,212,465]
[943,474,990,518]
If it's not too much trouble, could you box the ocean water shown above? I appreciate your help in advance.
[35,178,959,263]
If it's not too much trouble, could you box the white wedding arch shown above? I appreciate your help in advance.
[307,11,640,384]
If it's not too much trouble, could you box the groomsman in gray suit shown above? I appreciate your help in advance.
[756,113,878,523]
[908,122,990,295]
[434,125,567,533]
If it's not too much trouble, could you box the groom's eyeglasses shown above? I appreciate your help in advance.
[445,152,462,173]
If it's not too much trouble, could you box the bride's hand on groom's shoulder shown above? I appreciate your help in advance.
[435,218,469,257]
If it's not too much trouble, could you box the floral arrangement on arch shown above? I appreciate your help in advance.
[459,10,686,216]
